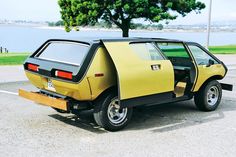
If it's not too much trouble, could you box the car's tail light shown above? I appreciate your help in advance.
[28,64,39,72]
[55,70,73,80]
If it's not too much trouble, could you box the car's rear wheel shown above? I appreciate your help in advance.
[93,93,133,131]
[194,80,222,111]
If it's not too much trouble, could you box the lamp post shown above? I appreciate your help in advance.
[206,0,212,49]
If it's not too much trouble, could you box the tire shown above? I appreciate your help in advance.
[93,93,133,131]
[194,80,222,111]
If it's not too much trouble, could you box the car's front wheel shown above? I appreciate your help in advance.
[194,80,222,111]
[93,93,133,131]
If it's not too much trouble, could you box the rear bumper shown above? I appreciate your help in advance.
[19,89,68,111]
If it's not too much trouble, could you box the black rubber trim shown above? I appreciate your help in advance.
[102,38,186,43]
[221,61,228,78]
[120,92,173,108]
[40,89,67,99]
[120,92,193,108]
[130,40,186,44]
[221,83,233,91]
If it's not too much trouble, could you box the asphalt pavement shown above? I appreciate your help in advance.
[0,76,236,157]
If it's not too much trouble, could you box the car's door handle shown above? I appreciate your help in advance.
[151,64,161,71]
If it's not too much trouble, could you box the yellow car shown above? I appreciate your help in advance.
[19,38,233,131]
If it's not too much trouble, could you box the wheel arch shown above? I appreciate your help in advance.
[93,86,118,112]
[195,75,223,93]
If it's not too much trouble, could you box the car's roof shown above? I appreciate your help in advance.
[48,37,185,44]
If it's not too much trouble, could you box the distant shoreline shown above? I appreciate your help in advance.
[1,24,236,33]
[36,25,236,33]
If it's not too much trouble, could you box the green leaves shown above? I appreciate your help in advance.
[166,2,173,8]
[58,0,205,36]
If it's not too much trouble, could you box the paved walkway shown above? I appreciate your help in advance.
[0,54,235,83]
[216,55,236,66]
[215,55,236,70]
[0,65,27,83]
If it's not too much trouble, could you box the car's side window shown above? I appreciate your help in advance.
[188,45,218,65]
[130,42,165,61]
[157,42,190,58]
[156,42,193,67]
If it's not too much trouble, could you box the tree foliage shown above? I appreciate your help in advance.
[58,0,205,37]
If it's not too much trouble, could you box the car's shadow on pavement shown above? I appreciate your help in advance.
[49,110,108,134]
[127,100,226,133]
[48,98,236,133]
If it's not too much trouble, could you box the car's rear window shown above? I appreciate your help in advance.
[36,42,89,66]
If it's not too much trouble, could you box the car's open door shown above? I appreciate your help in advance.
[102,40,175,107]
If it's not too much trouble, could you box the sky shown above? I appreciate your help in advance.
[0,0,236,25]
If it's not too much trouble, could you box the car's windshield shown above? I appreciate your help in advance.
[36,42,89,66]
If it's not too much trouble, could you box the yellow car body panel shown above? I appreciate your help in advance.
[25,47,116,101]
[85,47,117,99]
[25,71,92,100]
[193,64,226,92]
[103,41,174,100]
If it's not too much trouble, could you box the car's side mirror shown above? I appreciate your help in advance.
[206,59,214,67]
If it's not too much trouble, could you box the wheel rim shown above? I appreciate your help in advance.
[207,86,219,106]
[107,98,128,124]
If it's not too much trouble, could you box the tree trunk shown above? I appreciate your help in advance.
[122,27,129,37]
[121,19,130,37]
